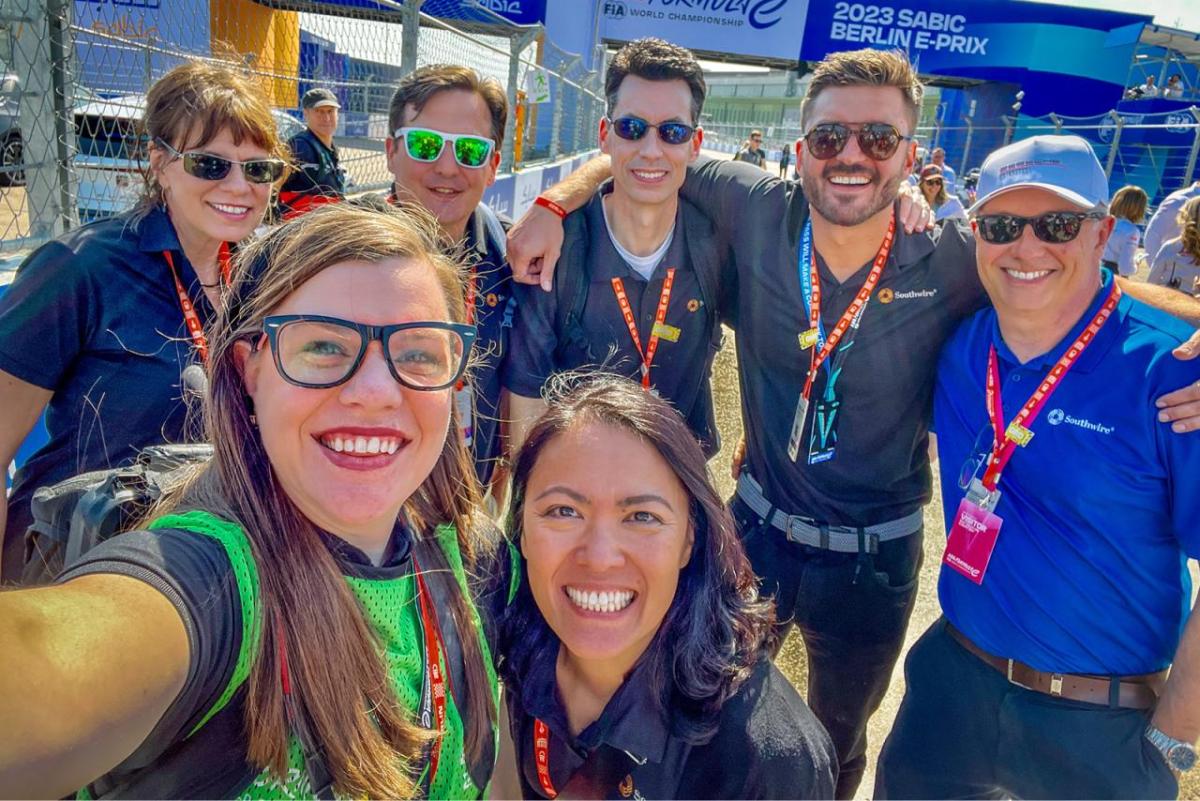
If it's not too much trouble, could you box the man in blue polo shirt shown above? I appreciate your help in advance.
[877,135,1200,799]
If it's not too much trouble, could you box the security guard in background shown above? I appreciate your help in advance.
[277,87,346,218]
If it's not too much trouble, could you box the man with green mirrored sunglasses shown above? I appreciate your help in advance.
[383,65,515,500]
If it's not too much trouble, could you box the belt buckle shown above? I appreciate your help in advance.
[1006,659,1034,691]
[785,515,828,549]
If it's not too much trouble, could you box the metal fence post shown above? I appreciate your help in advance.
[12,0,75,242]
[1001,115,1015,146]
[400,0,424,75]
[549,71,565,160]
[932,120,942,150]
[960,115,974,174]
[501,29,537,172]
[1049,113,1063,134]
[1183,107,1200,189]
[1104,111,1123,179]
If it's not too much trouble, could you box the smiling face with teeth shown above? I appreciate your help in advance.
[974,187,1112,346]
[798,86,915,228]
[154,126,273,254]
[520,420,694,673]
[236,257,456,549]
[386,89,500,241]
[600,75,702,211]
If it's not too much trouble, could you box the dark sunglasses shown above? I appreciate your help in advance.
[802,122,913,161]
[256,314,476,391]
[155,138,285,184]
[395,127,495,169]
[974,212,1108,245]
[607,116,697,146]
[922,178,944,187]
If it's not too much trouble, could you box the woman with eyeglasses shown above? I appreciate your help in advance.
[0,204,501,798]
[0,61,288,584]
[499,373,836,800]
[917,164,966,222]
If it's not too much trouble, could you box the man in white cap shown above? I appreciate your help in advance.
[278,87,346,217]
[876,134,1200,799]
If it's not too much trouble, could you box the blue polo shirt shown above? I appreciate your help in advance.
[935,270,1200,675]
[0,207,214,581]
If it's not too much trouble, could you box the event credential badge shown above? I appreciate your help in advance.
[943,479,1002,585]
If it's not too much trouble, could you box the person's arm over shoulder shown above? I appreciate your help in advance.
[1119,276,1200,327]
[679,154,784,247]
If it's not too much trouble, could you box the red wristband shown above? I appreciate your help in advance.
[533,195,567,219]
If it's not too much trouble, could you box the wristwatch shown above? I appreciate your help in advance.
[1145,726,1198,774]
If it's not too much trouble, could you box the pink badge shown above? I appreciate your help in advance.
[943,498,1003,585]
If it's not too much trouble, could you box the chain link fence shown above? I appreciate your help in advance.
[0,0,604,256]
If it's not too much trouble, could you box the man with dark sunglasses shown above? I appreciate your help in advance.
[383,65,514,496]
[878,133,1200,800]
[277,88,346,218]
[504,38,730,461]
[505,46,1200,799]
[733,129,767,169]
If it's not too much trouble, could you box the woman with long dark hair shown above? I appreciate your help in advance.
[0,204,499,798]
[499,374,835,799]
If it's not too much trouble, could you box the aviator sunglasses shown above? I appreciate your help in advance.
[255,314,477,391]
[395,127,496,169]
[801,122,913,161]
[974,212,1108,245]
[155,139,285,184]
[607,116,697,146]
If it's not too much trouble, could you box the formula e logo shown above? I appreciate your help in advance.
[1047,408,1065,425]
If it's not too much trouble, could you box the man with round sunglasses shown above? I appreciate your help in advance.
[504,46,1200,799]
[878,133,1200,800]
[277,88,346,218]
[383,65,514,496]
[504,38,730,461]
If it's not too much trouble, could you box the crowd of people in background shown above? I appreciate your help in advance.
[1,37,1200,801]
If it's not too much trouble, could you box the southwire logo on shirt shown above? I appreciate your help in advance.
[878,287,938,303]
[1047,408,1115,435]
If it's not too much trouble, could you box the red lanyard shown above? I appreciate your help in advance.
[980,280,1122,491]
[801,215,894,401]
[611,267,676,390]
[533,718,557,798]
[455,270,478,393]
[412,556,449,786]
[162,243,232,364]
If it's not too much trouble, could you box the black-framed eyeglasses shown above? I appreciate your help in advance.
[394,127,496,169]
[256,314,476,391]
[607,116,697,146]
[974,212,1108,245]
[155,138,285,184]
[801,122,913,161]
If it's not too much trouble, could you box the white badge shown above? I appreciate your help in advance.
[787,393,810,463]
[454,385,474,447]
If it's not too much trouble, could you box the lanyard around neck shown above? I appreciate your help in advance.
[980,280,1122,491]
[611,267,677,390]
[411,554,449,788]
[797,214,894,401]
[162,242,231,364]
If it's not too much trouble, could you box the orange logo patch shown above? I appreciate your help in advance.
[485,293,499,307]
[619,774,634,798]
[687,298,701,312]
[878,287,894,304]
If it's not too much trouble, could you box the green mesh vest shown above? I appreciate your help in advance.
[136,509,499,800]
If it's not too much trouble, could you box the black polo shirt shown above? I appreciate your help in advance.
[505,189,724,455]
[507,650,836,799]
[462,208,516,488]
[279,128,345,207]
[0,208,215,581]
[681,157,987,527]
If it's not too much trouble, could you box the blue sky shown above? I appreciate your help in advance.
[1037,0,1200,31]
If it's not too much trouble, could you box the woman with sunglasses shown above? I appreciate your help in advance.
[917,164,966,222]
[0,61,288,584]
[0,204,501,798]
[499,373,836,800]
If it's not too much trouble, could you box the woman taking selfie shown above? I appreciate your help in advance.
[0,61,288,583]
[0,205,499,798]
[499,374,836,800]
